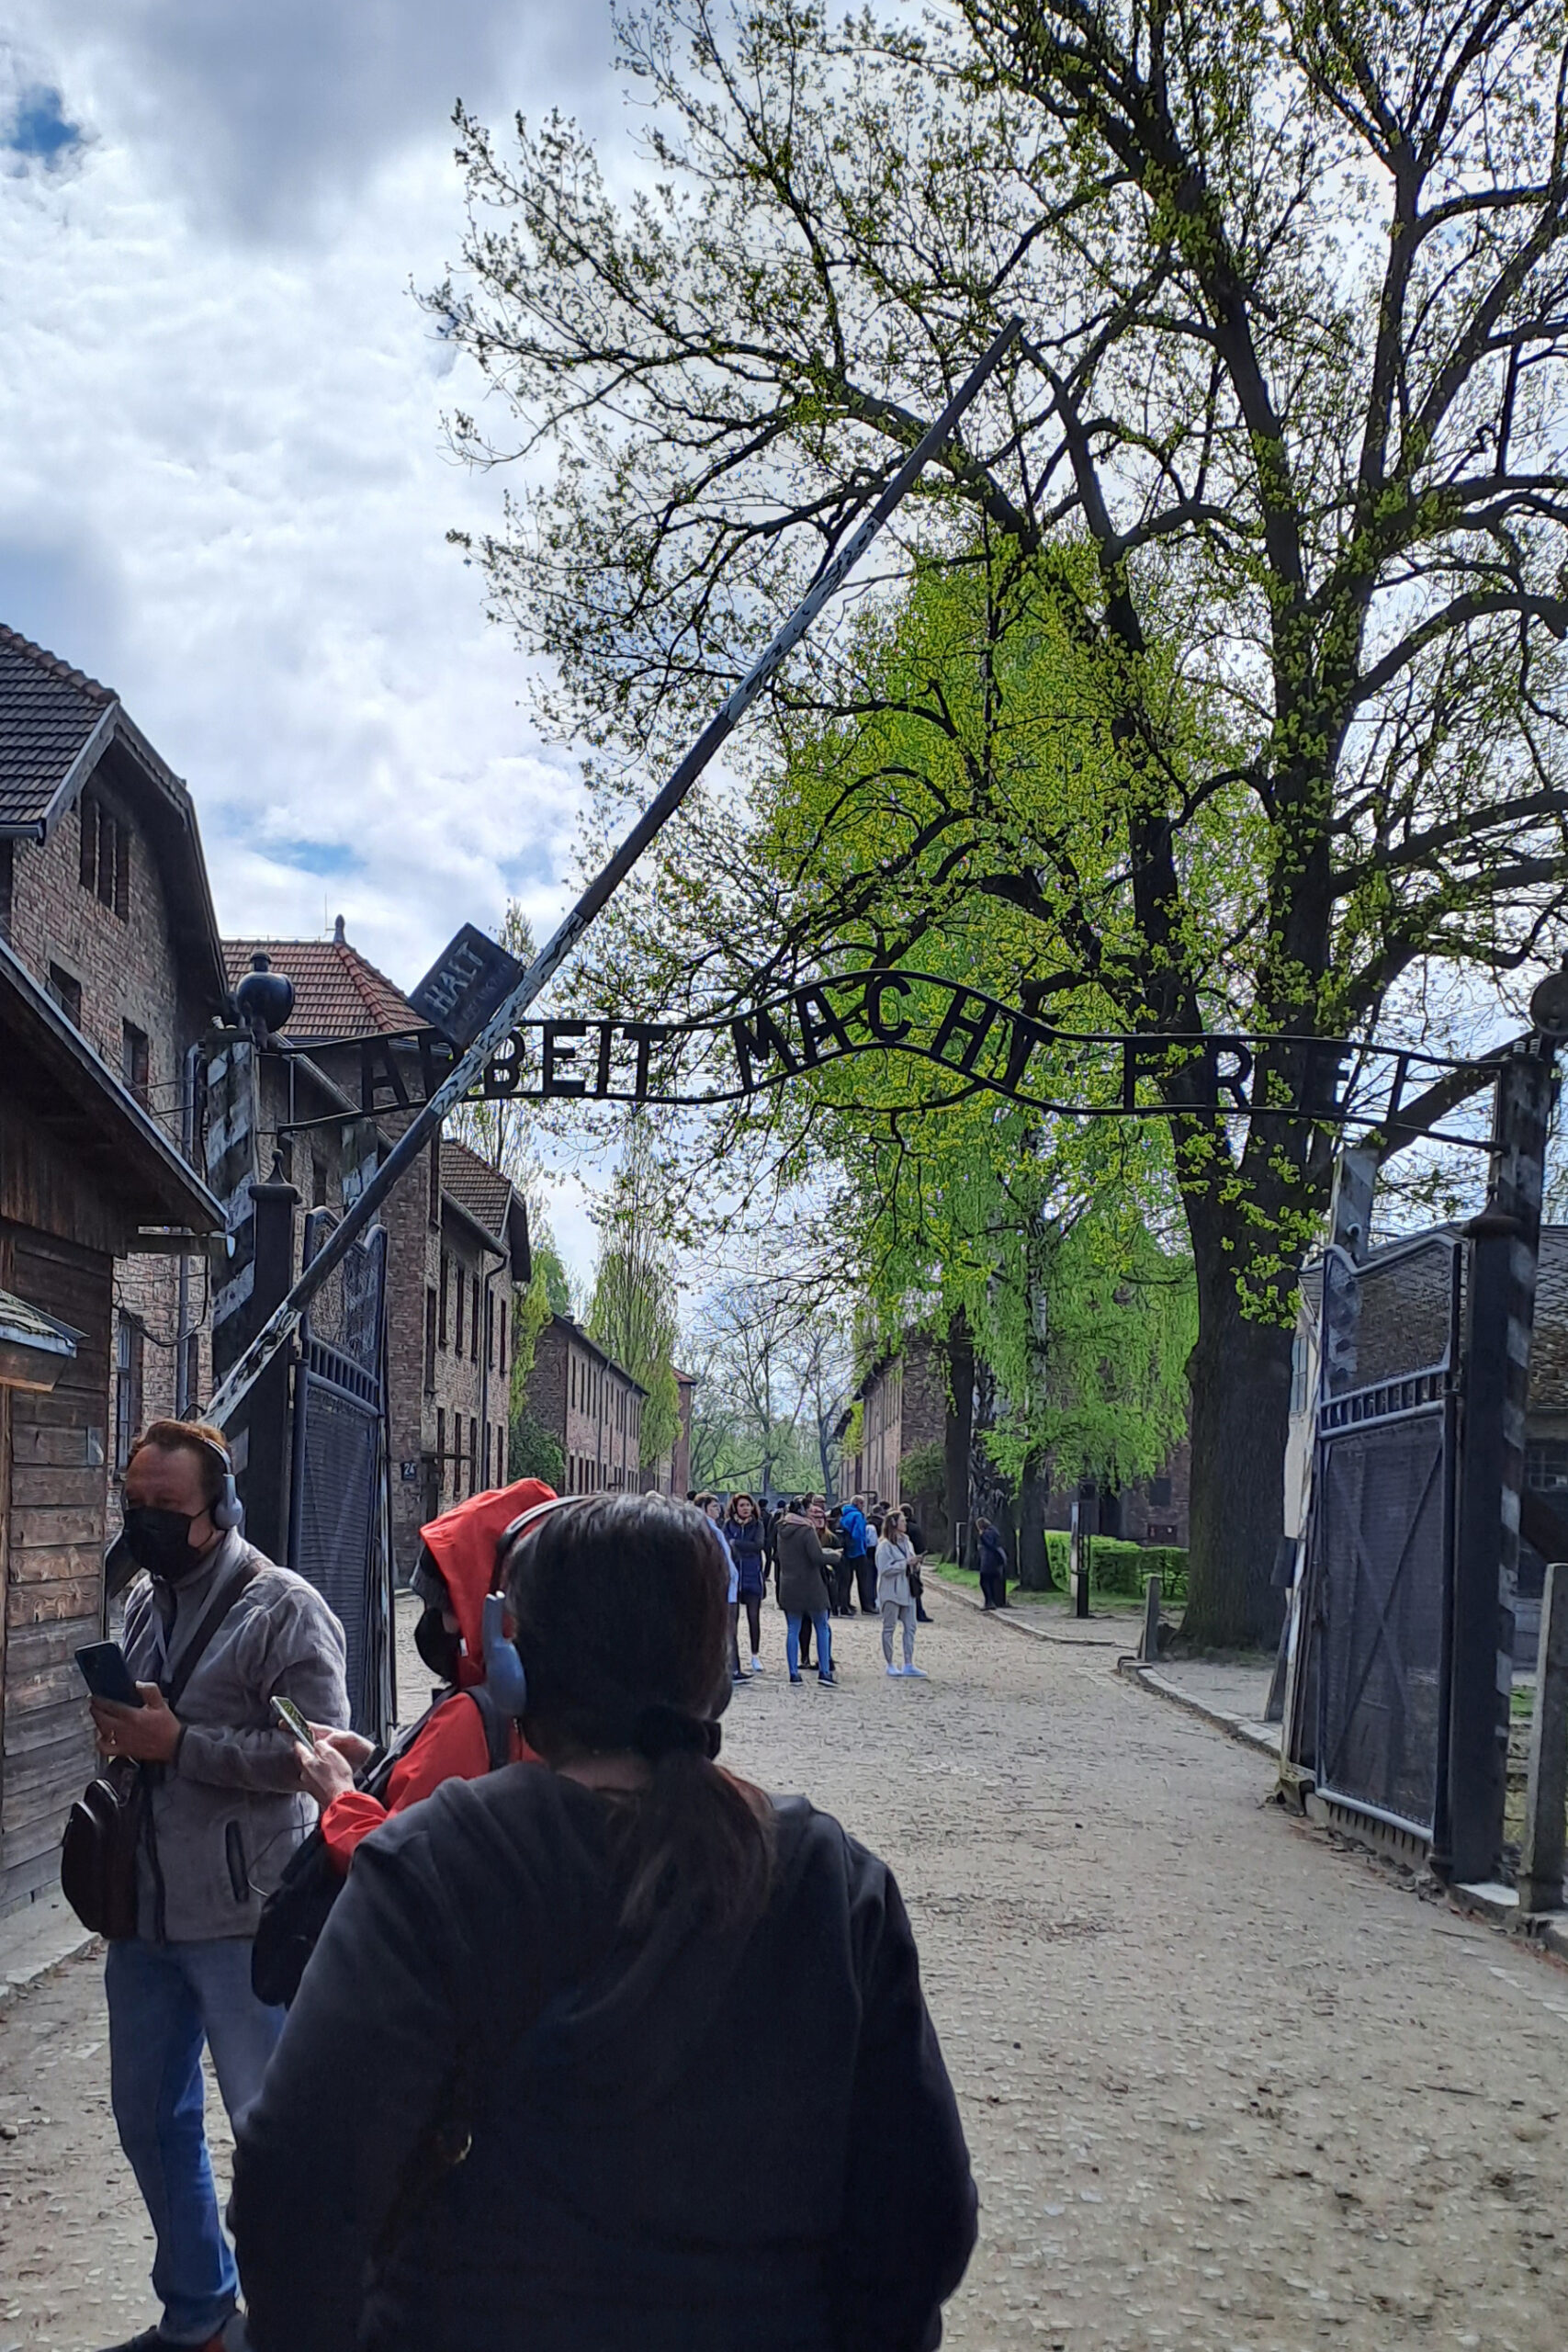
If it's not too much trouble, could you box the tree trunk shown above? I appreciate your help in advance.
[1017,1455,1053,1588]
[1182,1248,1294,1649]
[942,1307,975,1564]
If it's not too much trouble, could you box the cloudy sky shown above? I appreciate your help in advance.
[0,3,638,1276]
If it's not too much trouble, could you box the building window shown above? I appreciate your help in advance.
[468,1417,479,1493]
[481,1420,491,1489]
[80,794,129,919]
[1147,1474,1172,1508]
[499,1297,507,1375]
[0,837,12,941]
[1290,1329,1309,1419]
[428,1138,442,1227]
[121,1020,150,1108]
[472,1284,480,1363]
[486,1290,495,1371]
[311,1154,329,1208]
[1527,1440,1568,1492]
[424,1284,437,1393]
[435,1408,446,1498]
[453,1412,464,1498]
[498,1421,506,1484]
[455,1265,466,1359]
[47,962,82,1025]
[182,1329,201,1416]
[438,1252,450,1347]
[114,1313,144,1471]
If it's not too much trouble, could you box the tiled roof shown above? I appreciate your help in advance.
[440,1138,514,1248]
[0,623,116,831]
[222,932,424,1041]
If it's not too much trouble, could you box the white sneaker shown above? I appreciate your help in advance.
[750,1657,763,1673]
[886,1663,905,1677]
[904,1663,929,1679]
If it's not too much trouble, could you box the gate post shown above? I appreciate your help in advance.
[1442,1043,1555,1887]
[244,1170,299,1563]
[1519,1561,1568,1914]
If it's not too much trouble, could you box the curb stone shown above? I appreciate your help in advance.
[1116,1655,1281,1759]
[929,1573,1126,1650]
[0,1894,96,2010]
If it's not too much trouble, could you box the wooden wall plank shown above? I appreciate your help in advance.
[3,1800,77,1871]
[7,1542,100,1585]
[5,1618,98,1676]
[7,1577,99,1627]
[6,1696,93,1758]
[9,1508,101,1549]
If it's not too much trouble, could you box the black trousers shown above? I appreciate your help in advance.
[979,1563,1006,1609]
[853,1554,878,1612]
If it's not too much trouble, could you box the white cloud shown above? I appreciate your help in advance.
[0,4,627,991]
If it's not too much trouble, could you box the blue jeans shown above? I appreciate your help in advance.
[786,1610,832,1677]
[107,1936,286,2345]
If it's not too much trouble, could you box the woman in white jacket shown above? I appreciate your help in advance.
[875,1511,925,1679]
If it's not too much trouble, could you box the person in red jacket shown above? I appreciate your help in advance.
[298,1477,556,1869]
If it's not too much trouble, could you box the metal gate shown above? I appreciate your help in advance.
[288,1209,393,1737]
[1306,1232,1461,1840]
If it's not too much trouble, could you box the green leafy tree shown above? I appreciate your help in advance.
[433,0,1568,1640]
[587,1128,683,1466]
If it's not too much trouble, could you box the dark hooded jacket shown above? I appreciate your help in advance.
[233,1768,976,2352]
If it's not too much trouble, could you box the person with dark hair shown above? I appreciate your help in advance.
[837,1494,872,1615]
[876,1510,925,1680]
[976,1518,1009,1611]
[775,1498,839,1687]
[724,1493,768,1673]
[698,1492,748,1682]
[83,1419,348,2352]
[231,1492,976,2352]
[295,1476,556,1865]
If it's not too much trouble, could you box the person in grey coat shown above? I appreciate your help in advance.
[86,1419,349,2352]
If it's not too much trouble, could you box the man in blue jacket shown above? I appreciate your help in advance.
[838,1497,874,1614]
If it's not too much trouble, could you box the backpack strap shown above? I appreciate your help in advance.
[162,1555,258,1713]
[465,1681,515,1773]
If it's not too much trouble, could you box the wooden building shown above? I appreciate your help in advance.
[0,939,220,1909]
[1,624,224,1913]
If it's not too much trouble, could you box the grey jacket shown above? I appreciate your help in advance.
[120,1531,350,1944]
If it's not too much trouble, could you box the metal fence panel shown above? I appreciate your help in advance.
[288,1216,391,1737]
[1295,1230,1461,1839]
[1314,1413,1450,1837]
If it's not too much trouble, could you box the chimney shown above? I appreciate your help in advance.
[333,913,345,945]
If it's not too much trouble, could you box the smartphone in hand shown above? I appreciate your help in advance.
[271,1694,316,1753]
[75,1642,144,1708]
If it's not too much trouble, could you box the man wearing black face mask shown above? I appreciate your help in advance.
[88,1419,348,2352]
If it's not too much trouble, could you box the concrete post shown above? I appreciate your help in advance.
[1140,1576,1162,1663]
[1519,1561,1568,1915]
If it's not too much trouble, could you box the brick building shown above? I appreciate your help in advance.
[846,1324,1190,1553]
[1,625,224,1908]
[0,626,231,1454]
[221,927,530,1575]
[525,1315,648,1496]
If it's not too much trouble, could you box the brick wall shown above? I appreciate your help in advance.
[6,747,215,1476]
[525,1316,645,1495]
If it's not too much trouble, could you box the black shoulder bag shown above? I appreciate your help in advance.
[62,1556,256,1940]
[252,1680,514,2008]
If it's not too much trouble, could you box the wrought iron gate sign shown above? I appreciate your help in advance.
[310,969,1500,1144]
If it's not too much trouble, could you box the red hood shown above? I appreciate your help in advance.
[418,1477,557,1675]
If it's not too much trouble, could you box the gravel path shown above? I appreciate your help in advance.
[4,1586,1567,2348]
